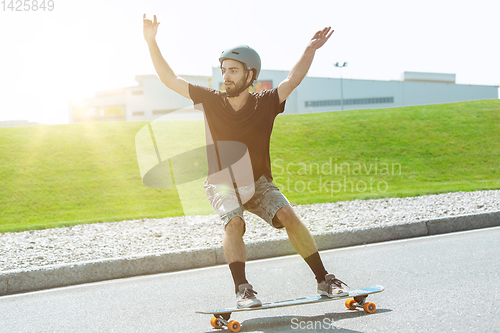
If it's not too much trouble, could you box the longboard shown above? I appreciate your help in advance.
[197,285,384,332]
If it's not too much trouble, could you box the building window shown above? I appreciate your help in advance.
[305,97,394,108]
[152,109,178,115]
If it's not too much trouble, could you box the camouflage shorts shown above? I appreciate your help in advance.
[204,175,290,229]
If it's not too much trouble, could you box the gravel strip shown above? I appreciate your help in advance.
[1,190,499,272]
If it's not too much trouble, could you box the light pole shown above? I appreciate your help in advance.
[334,62,348,111]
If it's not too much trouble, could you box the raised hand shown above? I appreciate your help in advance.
[308,27,334,50]
[143,14,160,42]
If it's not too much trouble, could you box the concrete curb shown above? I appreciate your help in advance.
[1,211,499,296]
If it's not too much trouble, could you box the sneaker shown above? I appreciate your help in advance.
[317,274,349,298]
[236,283,262,309]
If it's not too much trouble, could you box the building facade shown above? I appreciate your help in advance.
[69,70,498,122]
[69,75,210,123]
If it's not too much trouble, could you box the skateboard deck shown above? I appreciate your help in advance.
[197,285,384,332]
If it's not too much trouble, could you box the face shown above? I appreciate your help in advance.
[221,59,250,94]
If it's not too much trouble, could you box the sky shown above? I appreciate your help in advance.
[0,0,499,125]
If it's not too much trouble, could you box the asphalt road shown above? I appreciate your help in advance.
[1,227,499,333]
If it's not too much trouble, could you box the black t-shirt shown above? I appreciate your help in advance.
[189,84,285,184]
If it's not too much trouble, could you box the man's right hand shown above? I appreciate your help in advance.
[142,13,191,99]
[143,14,160,42]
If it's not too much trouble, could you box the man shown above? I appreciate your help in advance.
[143,14,347,309]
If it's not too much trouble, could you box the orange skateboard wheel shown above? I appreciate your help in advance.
[345,298,357,310]
[363,302,376,314]
[210,316,222,329]
[228,320,241,332]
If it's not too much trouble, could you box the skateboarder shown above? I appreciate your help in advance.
[143,14,348,309]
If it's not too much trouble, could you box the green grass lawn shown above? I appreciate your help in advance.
[270,100,500,203]
[1,99,499,232]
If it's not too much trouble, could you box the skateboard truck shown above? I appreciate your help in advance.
[210,313,241,332]
[345,295,377,313]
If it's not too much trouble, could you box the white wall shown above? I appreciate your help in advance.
[70,75,209,123]
[70,71,498,123]
[291,75,497,113]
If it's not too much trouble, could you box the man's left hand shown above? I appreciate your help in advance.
[308,27,334,50]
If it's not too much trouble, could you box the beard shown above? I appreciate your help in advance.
[225,75,248,97]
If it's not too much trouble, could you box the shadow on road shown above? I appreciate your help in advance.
[203,308,392,333]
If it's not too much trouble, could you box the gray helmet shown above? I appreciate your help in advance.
[219,45,261,80]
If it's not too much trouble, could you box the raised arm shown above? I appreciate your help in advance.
[143,14,190,99]
[277,27,334,104]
